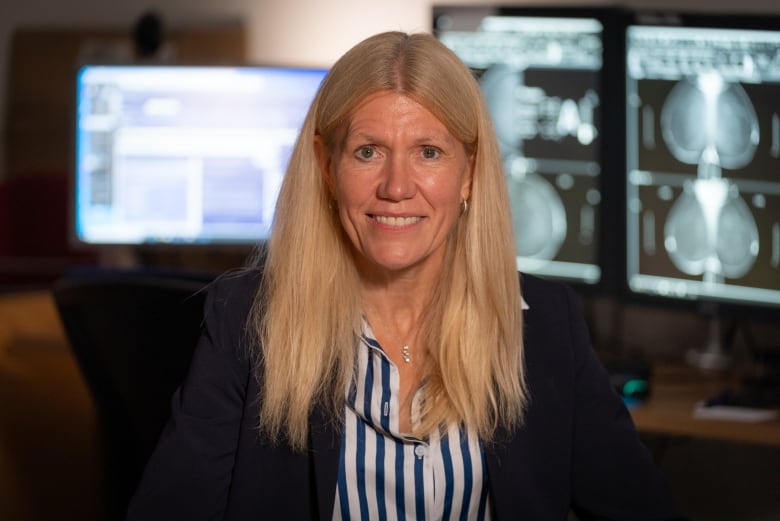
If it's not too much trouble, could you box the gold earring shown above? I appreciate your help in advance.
[460,199,469,215]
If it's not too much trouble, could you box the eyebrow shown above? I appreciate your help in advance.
[345,129,455,146]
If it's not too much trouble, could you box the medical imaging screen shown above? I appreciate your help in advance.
[75,65,326,245]
[435,9,604,284]
[626,25,780,307]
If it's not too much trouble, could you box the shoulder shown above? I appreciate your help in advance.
[519,272,581,320]
[205,268,263,316]
[518,272,590,367]
[198,267,264,348]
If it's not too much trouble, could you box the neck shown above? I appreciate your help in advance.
[356,251,448,364]
[362,294,422,342]
[361,282,432,367]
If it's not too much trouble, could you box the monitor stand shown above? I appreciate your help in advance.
[686,312,731,372]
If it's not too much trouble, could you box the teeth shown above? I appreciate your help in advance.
[373,215,421,226]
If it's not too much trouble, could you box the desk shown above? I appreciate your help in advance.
[630,363,780,447]
[0,290,103,521]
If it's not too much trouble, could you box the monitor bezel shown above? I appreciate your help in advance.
[69,62,328,253]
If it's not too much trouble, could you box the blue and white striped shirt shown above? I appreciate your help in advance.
[334,320,492,520]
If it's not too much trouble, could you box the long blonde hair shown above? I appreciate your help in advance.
[252,31,526,451]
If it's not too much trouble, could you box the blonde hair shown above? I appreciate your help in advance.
[251,31,526,451]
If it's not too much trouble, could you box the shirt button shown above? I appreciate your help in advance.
[414,445,427,459]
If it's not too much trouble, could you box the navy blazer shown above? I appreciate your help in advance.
[127,270,686,520]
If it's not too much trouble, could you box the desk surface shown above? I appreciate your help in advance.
[629,363,780,447]
[0,289,103,521]
[0,289,67,344]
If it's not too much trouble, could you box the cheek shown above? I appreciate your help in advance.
[421,171,469,206]
[335,174,370,207]
[332,162,378,206]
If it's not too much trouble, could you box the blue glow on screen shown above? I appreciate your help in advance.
[74,65,327,245]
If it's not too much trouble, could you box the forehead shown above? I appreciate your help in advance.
[345,91,450,137]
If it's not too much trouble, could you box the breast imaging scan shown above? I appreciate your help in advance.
[435,10,604,284]
[626,25,780,306]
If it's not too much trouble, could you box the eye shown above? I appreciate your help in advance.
[421,146,441,159]
[355,145,377,161]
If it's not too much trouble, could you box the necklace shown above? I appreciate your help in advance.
[401,344,411,364]
[367,309,414,364]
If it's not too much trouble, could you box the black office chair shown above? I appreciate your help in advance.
[53,267,215,521]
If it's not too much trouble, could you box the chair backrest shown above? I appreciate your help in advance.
[53,267,215,520]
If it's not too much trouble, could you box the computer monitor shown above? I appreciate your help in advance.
[625,14,780,311]
[73,64,327,247]
[433,6,625,290]
[625,13,780,367]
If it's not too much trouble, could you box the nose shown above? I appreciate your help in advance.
[377,156,416,201]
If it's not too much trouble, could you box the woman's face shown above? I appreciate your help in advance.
[317,91,473,279]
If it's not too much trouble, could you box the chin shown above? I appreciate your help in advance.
[355,242,444,276]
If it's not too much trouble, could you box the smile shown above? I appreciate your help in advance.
[371,215,422,227]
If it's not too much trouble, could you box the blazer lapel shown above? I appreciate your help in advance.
[484,424,532,518]
[485,427,512,518]
[310,404,341,521]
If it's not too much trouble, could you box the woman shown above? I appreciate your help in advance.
[127,32,686,520]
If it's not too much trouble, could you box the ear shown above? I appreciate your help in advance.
[460,153,475,202]
[314,135,335,197]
